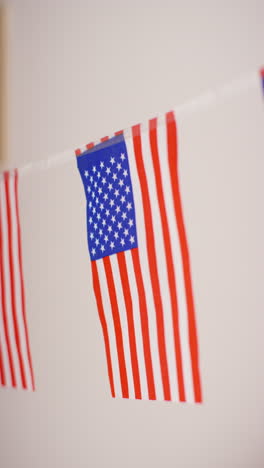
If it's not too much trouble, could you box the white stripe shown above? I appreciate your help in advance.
[9,174,33,390]
[110,254,134,398]
[124,129,164,400]
[0,176,22,388]
[140,129,179,401]
[125,250,148,399]
[0,276,12,386]
[157,115,194,402]
[96,259,122,397]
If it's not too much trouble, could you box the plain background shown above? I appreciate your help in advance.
[1,1,264,467]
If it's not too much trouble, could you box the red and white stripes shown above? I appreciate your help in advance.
[0,170,35,390]
[76,111,202,402]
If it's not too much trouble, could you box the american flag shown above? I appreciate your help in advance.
[76,111,202,402]
[261,67,264,94]
[0,170,35,390]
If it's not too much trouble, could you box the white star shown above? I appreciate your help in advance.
[99,229,103,236]
[97,172,101,178]
[118,179,124,187]
[128,219,134,227]
[92,192,95,199]
[111,215,116,223]
[98,187,102,195]
[94,181,98,188]
[91,248,96,256]
[94,223,98,230]
[100,244,105,252]
[127,202,132,211]
[120,238,125,246]
[102,219,106,226]
[95,238,99,246]
[89,217,93,224]
[110,157,115,165]
[100,161,104,169]
[120,195,126,204]
[116,163,122,171]
[103,193,108,201]
[105,209,110,217]
[114,232,119,239]
[84,170,89,178]
[92,207,96,214]
[112,173,117,181]
[125,186,130,194]
[104,235,109,243]
[100,203,104,211]
[88,201,92,208]
[120,153,125,161]
[129,235,135,244]
[90,176,93,183]
[109,199,115,207]
[90,232,94,239]
[123,169,128,177]
[102,177,107,185]
[108,225,113,233]
[92,166,96,173]
[110,241,115,249]
[96,213,101,220]
[95,198,99,205]
[124,228,129,236]
[115,206,121,214]
[114,189,119,197]
[108,183,113,191]
[121,212,127,220]
[106,167,111,175]
[117,222,122,230]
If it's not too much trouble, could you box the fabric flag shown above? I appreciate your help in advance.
[0,170,35,390]
[76,111,202,402]
[260,67,264,95]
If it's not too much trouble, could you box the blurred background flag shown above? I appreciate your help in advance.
[0,170,35,390]
[76,111,202,403]
[260,67,264,95]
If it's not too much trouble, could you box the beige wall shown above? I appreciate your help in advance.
[1,1,264,467]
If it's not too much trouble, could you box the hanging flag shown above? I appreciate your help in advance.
[76,111,202,402]
[0,170,35,390]
[260,67,264,94]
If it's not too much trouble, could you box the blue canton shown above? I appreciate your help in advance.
[77,135,138,261]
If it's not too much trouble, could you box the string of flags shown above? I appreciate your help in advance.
[0,67,263,399]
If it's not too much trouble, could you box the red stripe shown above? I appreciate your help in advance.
[0,342,6,385]
[131,249,156,399]
[101,136,109,142]
[117,251,141,399]
[115,130,124,136]
[86,142,94,150]
[149,118,186,401]
[75,149,81,156]
[14,170,35,390]
[91,261,115,397]
[132,124,171,401]
[0,180,16,386]
[260,67,264,78]
[103,256,129,398]
[4,172,27,388]
[166,111,202,402]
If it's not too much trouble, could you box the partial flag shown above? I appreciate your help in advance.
[76,111,202,402]
[0,170,35,390]
[260,67,264,95]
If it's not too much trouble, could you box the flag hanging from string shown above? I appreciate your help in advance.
[76,111,202,402]
[0,170,35,390]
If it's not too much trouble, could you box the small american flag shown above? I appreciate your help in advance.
[0,170,35,390]
[76,111,202,402]
[260,67,264,94]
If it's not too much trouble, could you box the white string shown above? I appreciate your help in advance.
[9,69,260,177]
